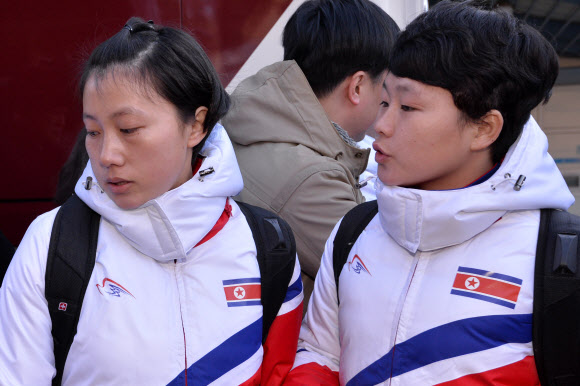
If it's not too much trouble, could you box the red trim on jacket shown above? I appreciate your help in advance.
[261,302,303,384]
[195,199,232,248]
[284,362,339,385]
[435,356,539,386]
[192,155,233,248]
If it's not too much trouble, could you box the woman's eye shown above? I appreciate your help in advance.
[120,128,139,134]
[401,105,415,112]
[380,101,389,107]
[86,131,99,138]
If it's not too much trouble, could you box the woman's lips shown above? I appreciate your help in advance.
[373,143,391,163]
[106,179,133,194]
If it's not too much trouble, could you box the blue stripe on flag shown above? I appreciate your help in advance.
[346,313,532,386]
[450,289,516,309]
[227,300,262,307]
[457,266,522,285]
[222,277,261,285]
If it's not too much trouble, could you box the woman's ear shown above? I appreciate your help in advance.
[471,109,503,151]
[187,106,208,148]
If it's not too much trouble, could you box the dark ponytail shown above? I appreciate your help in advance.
[80,17,230,162]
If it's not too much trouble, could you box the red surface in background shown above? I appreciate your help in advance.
[0,0,291,246]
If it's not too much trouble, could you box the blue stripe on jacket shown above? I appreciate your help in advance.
[167,317,262,386]
[284,277,303,303]
[347,313,532,385]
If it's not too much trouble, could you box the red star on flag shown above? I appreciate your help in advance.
[235,287,246,299]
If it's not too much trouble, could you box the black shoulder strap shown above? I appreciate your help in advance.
[46,195,100,385]
[0,229,15,286]
[332,200,378,303]
[533,208,580,386]
[236,201,296,344]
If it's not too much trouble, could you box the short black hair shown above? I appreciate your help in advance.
[390,0,558,164]
[283,0,400,98]
[79,17,230,161]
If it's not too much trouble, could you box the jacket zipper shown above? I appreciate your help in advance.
[175,259,188,386]
[172,199,230,385]
[388,254,420,385]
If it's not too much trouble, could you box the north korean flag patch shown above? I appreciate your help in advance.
[223,278,261,307]
[451,266,522,309]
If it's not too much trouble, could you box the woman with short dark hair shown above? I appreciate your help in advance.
[287,1,573,384]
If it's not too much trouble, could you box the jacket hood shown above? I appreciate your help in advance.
[74,124,244,262]
[375,117,574,253]
[223,60,362,160]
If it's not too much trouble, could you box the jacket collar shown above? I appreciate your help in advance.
[75,125,244,262]
[375,117,574,253]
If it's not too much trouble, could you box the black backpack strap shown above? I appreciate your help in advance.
[236,201,296,344]
[332,200,378,303]
[45,195,100,385]
[0,229,15,286]
[533,208,580,386]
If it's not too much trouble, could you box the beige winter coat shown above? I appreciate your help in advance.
[222,61,369,304]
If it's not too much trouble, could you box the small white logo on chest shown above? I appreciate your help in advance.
[348,254,372,275]
[96,278,135,299]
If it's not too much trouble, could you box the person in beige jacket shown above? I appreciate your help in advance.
[223,0,399,306]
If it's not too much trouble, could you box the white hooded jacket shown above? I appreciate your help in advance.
[0,126,303,386]
[288,118,574,385]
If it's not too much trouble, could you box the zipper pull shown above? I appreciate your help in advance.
[224,198,232,217]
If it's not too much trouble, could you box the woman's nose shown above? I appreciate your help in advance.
[374,109,395,138]
[99,133,124,167]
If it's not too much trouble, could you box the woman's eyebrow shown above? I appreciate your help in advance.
[395,83,420,96]
[82,108,145,121]
[110,107,144,119]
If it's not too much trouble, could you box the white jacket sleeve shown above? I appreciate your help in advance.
[291,221,342,373]
[0,209,59,386]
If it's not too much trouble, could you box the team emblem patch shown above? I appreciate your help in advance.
[450,266,522,309]
[96,278,135,299]
[223,278,261,307]
[348,254,372,276]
